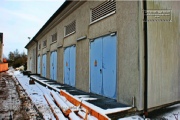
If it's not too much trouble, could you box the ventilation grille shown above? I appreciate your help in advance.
[91,1,116,23]
[43,40,47,47]
[52,33,57,42]
[65,21,76,36]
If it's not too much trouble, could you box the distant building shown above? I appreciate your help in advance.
[25,0,180,114]
[0,33,3,62]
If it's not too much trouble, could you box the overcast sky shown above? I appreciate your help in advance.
[0,0,65,58]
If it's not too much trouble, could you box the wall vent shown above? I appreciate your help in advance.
[52,33,57,42]
[91,1,116,23]
[65,21,76,36]
[43,40,47,47]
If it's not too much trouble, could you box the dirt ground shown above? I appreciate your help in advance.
[0,71,43,120]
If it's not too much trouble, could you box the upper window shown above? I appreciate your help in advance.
[65,20,76,37]
[52,33,57,42]
[43,40,47,47]
[91,1,116,23]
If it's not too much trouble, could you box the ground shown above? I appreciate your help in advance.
[0,71,42,120]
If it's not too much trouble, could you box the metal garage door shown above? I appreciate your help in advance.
[37,56,41,74]
[64,46,76,86]
[42,54,47,77]
[50,51,57,80]
[90,34,117,99]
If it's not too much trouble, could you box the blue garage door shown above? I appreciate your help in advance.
[50,51,57,80]
[64,46,76,86]
[37,56,41,74]
[90,34,117,99]
[42,54,47,77]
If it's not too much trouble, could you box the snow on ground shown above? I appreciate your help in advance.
[32,74,132,115]
[13,71,133,120]
[12,70,180,120]
[31,75,60,92]
[148,103,180,120]
[118,115,144,120]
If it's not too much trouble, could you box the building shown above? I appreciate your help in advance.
[25,0,180,113]
[0,33,3,62]
[0,33,8,72]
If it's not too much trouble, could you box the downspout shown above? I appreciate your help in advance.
[143,0,148,117]
[32,39,38,74]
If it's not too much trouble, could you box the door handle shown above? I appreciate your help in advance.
[100,69,102,73]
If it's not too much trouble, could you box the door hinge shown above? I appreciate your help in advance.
[110,32,116,36]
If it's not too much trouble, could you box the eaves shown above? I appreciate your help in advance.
[25,0,85,49]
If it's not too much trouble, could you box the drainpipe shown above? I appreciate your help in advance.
[143,0,148,117]
[32,39,38,74]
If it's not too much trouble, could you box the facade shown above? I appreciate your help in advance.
[25,1,180,112]
[26,40,37,73]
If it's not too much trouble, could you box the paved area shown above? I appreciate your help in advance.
[0,71,42,120]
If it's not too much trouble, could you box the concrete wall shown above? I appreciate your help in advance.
[27,43,36,73]
[57,47,63,83]
[147,1,180,108]
[116,1,142,110]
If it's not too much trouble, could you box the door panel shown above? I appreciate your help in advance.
[54,51,57,80]
[50,52,53,79]
[64,48,70,85]
[69,46,76,86]
[37,56,41,74]
[90,34,117,99]
[90,38,103,95]
[50,51,57,80]
[64,46,76,86]
[42,55,44,77]
[102,35,117,99]
[44,55,47,77]
[42,54,47,77]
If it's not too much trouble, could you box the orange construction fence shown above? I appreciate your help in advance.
[0,63,8,72]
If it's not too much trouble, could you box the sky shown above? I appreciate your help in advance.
[0,0,65,58]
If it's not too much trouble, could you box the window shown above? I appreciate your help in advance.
[65,20,76,37]
[52,33,57,42]
[38,43,41,49]
[91,1,116,23]
[43,40,47,47]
